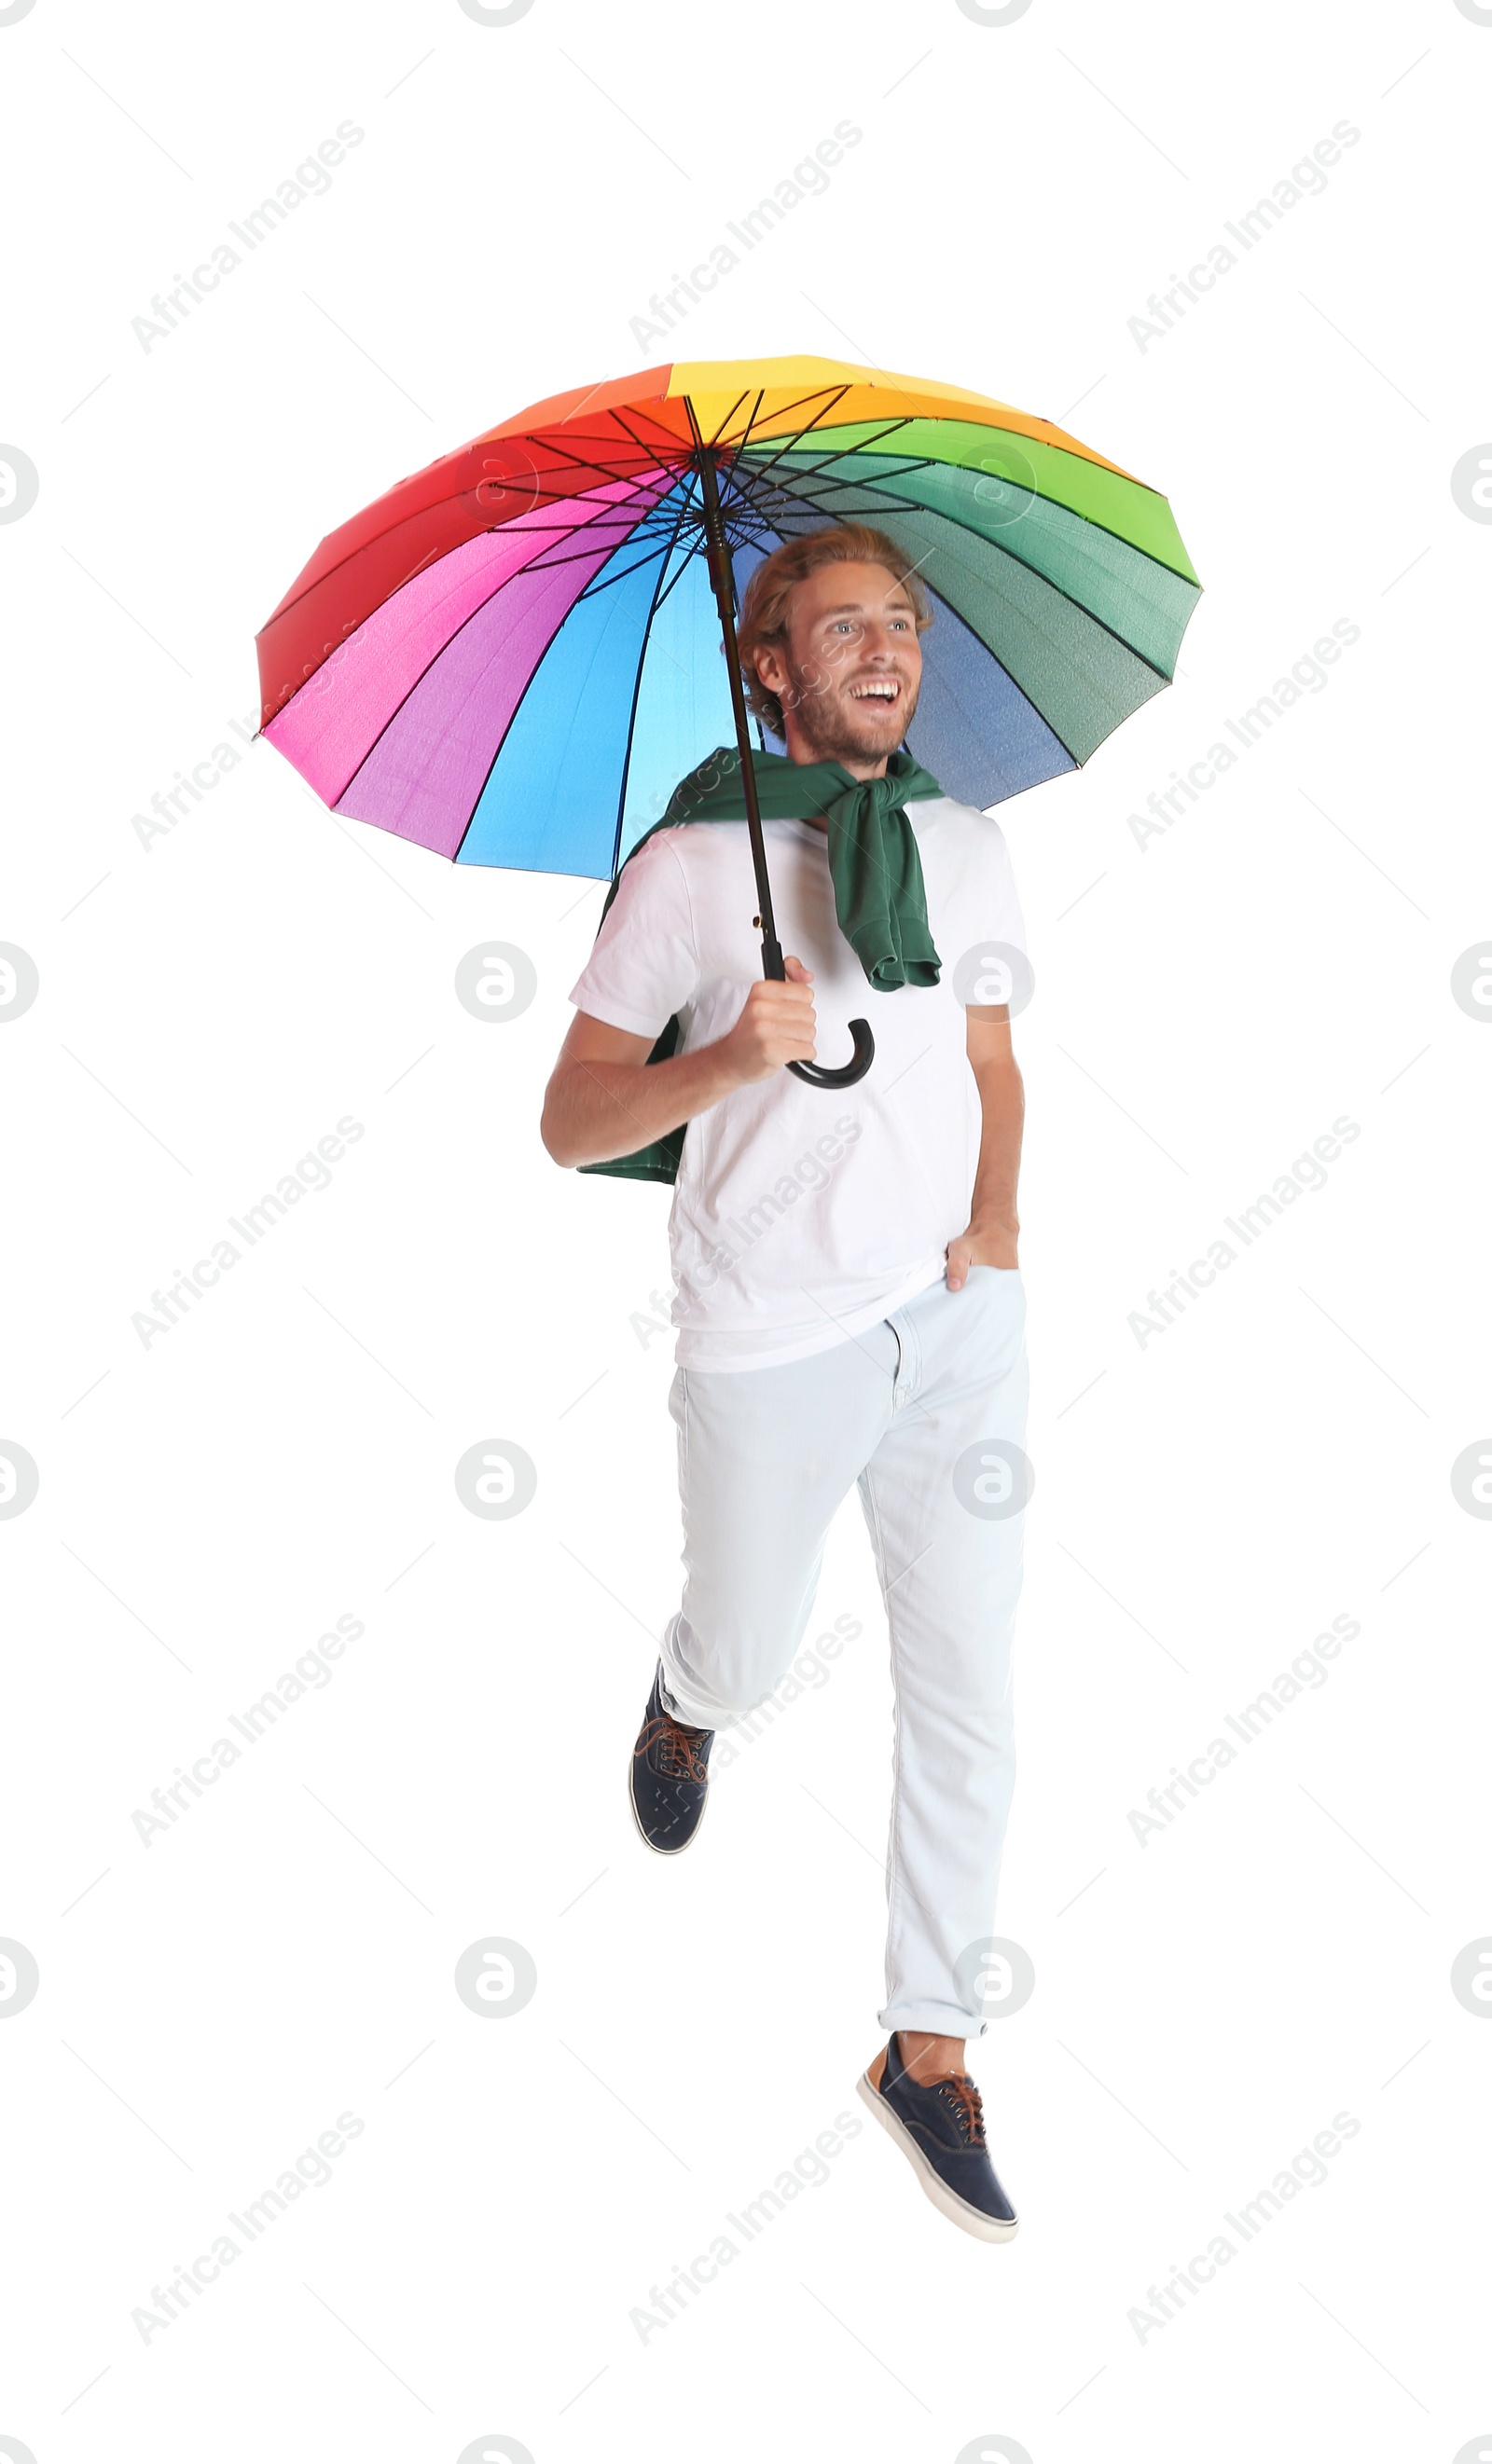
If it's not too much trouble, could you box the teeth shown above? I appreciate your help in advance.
[850,681,898,699]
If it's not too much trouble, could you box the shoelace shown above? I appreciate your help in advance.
[936,2072,988,2147]
[641,1711,710,1785]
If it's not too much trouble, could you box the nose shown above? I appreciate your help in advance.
[857,623,899,661]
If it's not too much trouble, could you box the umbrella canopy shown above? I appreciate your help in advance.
[256,353,1201,887]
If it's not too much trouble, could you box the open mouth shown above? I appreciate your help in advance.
[848,679,902,706]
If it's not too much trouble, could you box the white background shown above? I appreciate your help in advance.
[2,0,1488,2457]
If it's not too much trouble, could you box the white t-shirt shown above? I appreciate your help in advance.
[567,796,1027,1372]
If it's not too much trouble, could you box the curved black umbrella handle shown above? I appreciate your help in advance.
[788,1019,875,1088]
[759,929,875,1089]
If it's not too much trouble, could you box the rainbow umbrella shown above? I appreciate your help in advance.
[257,354,1199,1087]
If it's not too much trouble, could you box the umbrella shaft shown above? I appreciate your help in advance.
[695,447,785,983]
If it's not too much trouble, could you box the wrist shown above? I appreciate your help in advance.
[693,1037,749,1102]
[662,1037,754,1122]
[967,1214,1019,1268]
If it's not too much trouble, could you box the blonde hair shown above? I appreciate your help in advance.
[735,524,932,737]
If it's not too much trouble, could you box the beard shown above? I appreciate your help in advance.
[776,653,920,766]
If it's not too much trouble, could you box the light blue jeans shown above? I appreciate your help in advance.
[658,1264,1029,2039]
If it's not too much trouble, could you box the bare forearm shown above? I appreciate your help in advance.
[542,1038,743,1168]
[969,1057,1024,1239]
[544,960,819,1168]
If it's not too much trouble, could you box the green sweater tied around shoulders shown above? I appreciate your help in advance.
[579,745,946,1186]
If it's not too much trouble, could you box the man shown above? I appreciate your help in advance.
[541,524,1029,2242]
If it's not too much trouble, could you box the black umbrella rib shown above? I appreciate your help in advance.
[913,512,1178,697]
[739,451,938,504]
[605,473,706,878]
[477,475,676,540]
[607,396,711,455]
[316,502,662,823]
[697,388,753,449]
[580,417,682,475]
[713,484,783,551]
[728,461,931,525]
[546,428,1195,638]
[486,405,692,499]
[756,453,1185,679]
[694,383,868,585]
[645,496,779,622]
[499,476,690,577]
[731,409,921,502]
[265,474,635,633]
[496,454,677,512]
[506,417,695,516]
[629,467,711,633]
[749,413,1200,589]
[278,485,659,751]
[718,379,851,451]
[515,520,674,587]
[279,401,846,640]
[630,464,799,630]
[637,476,720,621]
[569,433,775,624]
[451,457,707,872]
[717,383,859,492]
[677,379,856,528]
[642,541,710,620]
[601,398,777,516]
[713,471,788,557]
[572,535,687,601]
[739,435,935,500]
[710,392,848,507]
[531,396,693,461]
[269,409,675,634]
[713,463,872,537]
[917,577,1086,769]
[579,402,698,475]
[504,384,870,541]
[487,470,676,541]
[560,478,714,599]
[446,576,645,869]
[704,385,813,534]
[503,431,658,475]
[711,390,769,512]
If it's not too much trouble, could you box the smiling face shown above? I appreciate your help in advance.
[750,558,924,778]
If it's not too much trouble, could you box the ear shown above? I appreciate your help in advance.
[751,639,789,695]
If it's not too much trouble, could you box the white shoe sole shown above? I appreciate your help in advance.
[628,1755,708,1856]
[856,2071,1019,2243]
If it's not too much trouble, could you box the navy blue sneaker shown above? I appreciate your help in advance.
[857,2031,1019,2241]
[629,1663,712,1855]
